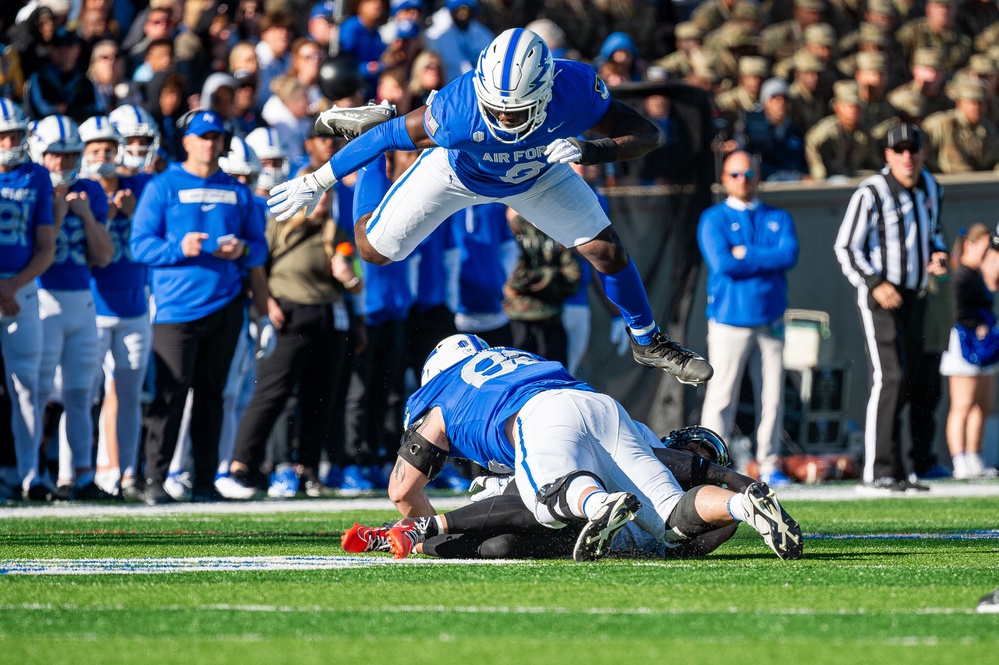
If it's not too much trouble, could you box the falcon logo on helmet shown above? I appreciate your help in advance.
[78,115,124,179]
[245,127,290,193]
[220,135,262,188]
[0,98,29,166]
[472,28,555,144]
[108,104,161,171]
[29,115,85,187]
[421,334,491,386]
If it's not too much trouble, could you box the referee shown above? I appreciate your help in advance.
[834,124,949,494]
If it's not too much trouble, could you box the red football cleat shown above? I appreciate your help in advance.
[341,523,391,553]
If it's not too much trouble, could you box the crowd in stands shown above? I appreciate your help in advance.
[1,0,997,503]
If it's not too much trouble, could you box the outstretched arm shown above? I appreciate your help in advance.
[546,99,662,166]
[387,407,450,518]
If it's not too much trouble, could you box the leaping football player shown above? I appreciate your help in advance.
[268,28,712,385]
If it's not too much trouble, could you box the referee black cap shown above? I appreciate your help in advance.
[886,123,922,151]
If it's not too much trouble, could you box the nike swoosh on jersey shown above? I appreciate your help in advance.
[201,204,217,212]
[547,123,566,133]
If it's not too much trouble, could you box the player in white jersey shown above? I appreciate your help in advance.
[382,334,802,562]
[0,98,57,500]
[268,28,713,386]
[79,114,153,500]
[30,115,115,500]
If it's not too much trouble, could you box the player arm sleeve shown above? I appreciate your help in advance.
[329,117,418,181]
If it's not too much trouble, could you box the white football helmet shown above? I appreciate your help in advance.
[29,115,84,187]
[219,135,261,187]
[472,28,555,144]
[78,115,124,179]
[421,334,491,386]
[108,104,161,171]
[0,98,29,166]
[245,127,289,192]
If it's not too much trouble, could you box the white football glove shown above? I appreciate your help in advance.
[609,316,630,356]
[255,316,277,360]
[544,137,583,164]
[267,162,336,222]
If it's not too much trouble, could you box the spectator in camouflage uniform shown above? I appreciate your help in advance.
[896,0,972,71]
[923,78,999,173]
[805,80,879,179]
[956,53,999,128]
[760,0,827,62]
[872,87,930,147]
[691,0,740,34]
[838,23,908,89]
[855,51,898,130]
[716,55,768,126]
[705,1,768,51]
[789,50,830,133]
[888,47,954,118]
[653,22,705,80]
[774,23,839,99]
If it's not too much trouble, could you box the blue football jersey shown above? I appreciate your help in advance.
[90,174,151,317]
[0,161,53,275]
[422,60,613,197]
[403,347,594,469]
[450,203,511,315]
[41,178,109,291]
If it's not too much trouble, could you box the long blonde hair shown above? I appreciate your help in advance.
[954,222,992,270]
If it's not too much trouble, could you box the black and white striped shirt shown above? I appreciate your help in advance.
[835,167,947,293]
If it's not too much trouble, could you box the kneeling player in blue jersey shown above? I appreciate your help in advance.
[356,334,802,562]
[344,427,754,560]
[268,28,712,386]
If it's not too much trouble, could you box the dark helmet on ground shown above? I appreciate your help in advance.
[661,426,731,468]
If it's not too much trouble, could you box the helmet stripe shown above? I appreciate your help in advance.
[0,99,8,120]
[499,27,524,97]
[58,116,66,141]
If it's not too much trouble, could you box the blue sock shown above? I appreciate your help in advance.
[596,259,658,345]
[353,154,390,223]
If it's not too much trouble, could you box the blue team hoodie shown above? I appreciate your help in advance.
[130,163,267,323]
[697,199,800,327]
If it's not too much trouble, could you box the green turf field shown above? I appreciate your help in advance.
[2,496,998,664]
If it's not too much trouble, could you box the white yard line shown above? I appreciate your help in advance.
[2,481,998,519]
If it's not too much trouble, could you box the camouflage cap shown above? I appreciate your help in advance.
[968,53,995,75]
[732,1,765,22]
[856,51,887,72]
[675,21,704,41]
[739,55,770,77]
[858,22,889,46]
[912,47,943,69]
[794,0,826,11]
[833,80,860,104]
[890,88,928,118]
[865,0,897,16]
[804,23,837,47]
[794,50,825,72]
[951,78,987,102]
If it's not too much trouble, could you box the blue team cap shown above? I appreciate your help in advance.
[391,0,422,15]
[396,19,421,39]
[186,111,225,137]
[446,0,478,11]
[309,0,334,20]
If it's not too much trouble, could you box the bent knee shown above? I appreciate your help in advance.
[354,216,391,265]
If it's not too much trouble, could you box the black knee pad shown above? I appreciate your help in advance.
[536,471,604,524]
[664,485,716,541]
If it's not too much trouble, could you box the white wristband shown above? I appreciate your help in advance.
[312,161,337,190]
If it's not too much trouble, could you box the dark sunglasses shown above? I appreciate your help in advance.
[727,170,755,180]
[890,144,919,154]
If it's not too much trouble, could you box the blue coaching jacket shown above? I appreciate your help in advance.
[697,198,799,327]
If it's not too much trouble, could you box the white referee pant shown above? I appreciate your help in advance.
[699,319,785,476]
[1,280,44,489]
[512,389,685,544]
[365,148,610,260]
